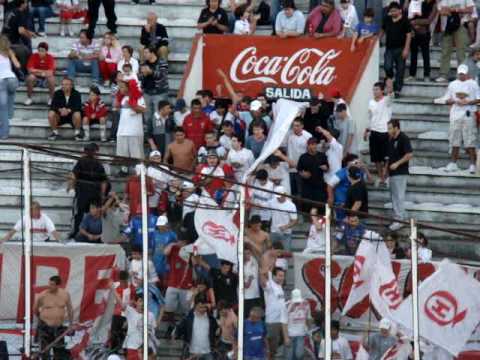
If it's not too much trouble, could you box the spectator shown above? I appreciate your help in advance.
[147,100,171,156]
[82,85,109,142]
[364,318,397,360]
[435,0,473,82]
[2,201,60,242]
[152,215,177,285]
[365,80,393,185]
[226,134,255,181]
[303,98,334,141]
[338,0,359,38]
[345,165,369,219]
[286,118,312,196]
[219,120,235,150]
[209,100,233,128]
[351,8,379,52]
[2,0,33,73]
[174,98,190,127]
[139,45,169,126]
[183,99,214,150]
[317,126,344,185]
[175,294,219,358]
[47,77,82,140]
[164,127,197,172]
[217,301,238,356]
[101,192,127,244]
[99,32,121,86]
[385,232,406,259]
[147,150,172,213]
[260,267,288,360]
[193,149,234,198]
[318,320,353,359]
[241,99,272,136]
[244,307,268,360]
[307,0,342,38]
[434,64,479,173]
[245,215,272,255]
[189,278,216,310]
[197,0,229,34]
[57,0,81,37]
[250,169,274,227]
[336,215,381,254]
[234,3,259,34]
[381,2,412,97]
[128,246,159,288]
[117,45,139,75]
[123,297,156,359]
[67,29,101,84]
[124,164,155,218]
[203,259,238,305]
[181,181,199,220]
[197,89,215,115]
[197,131,227,163]
[87,0,117,39]
[406,0,436,82]
[246,122,266,159]
[276,0,306,38]
[140,12,169,61]
[269,186,298,251]
[417,232,432,261]
[76,201,103,243]
[30,0,54,37]
[463,47,480,83]
[0,35,19,140]
[244,244,261,317]
[304,207,326,253]
[297,137,329,211]
[69,142,107,236]
[282,289,312,360]
[334,103,357,156]
[110,271,135,352]
[264,153,291,194]
[386,119,413,230]
[116,80,147,173]
[25,42,55,106]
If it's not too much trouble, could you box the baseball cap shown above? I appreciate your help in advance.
[457,64,469,74]
[328,87,341,99]
[274,186,286,196]
[307,137,319,145]
[207,149,219,157]
[291,289,303,303]
[379,318,391,330]
[174,98,187,111]
[250,100,262,112]
[156,215,168,226]
[149,150,161,158]
[182,181,195,190]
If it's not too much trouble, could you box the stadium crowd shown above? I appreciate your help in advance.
[1,0,477,357]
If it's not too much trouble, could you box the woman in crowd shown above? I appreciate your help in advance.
[0,35,19,140]
[117,45,140,75]
[385,232,406,259]
[99,32,122,87]
[233,3,259,34]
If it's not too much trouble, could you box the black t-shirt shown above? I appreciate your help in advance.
[198,7,229,34]
[315,13,330,33]
[297,151,329,187]
[382,16,412,49]
[209,268,238,304]
[411,0,436,33]
[345,181,368,216]
[303,103,333,140]
[73,157,107,195]
[387,131,412,176]
[2,9,27,44]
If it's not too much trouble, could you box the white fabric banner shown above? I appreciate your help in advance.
[380,340,412,360]
[370,258,403,319]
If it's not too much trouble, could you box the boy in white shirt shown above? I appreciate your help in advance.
[319,320,353,359]
[250,169,274,227]
[269,186,298,251]
[123,297,156,358]
[227,135,255,182]
[129,246,159,288]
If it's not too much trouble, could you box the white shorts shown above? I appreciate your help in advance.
[449,117,478,148]
[164,287,190,314]
[116,136,144,159]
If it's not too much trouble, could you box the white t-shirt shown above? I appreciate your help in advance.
[319,336,353,359]
[305,223,326,253]
[339,4,359,30]
[368,95,392,133]
[117,96,146,136]
[123,306,156,350]
[438,0,475,29]
[190,313,211,354]
[183,193,200,219]
[210,110,234,126]
[117,57,140,75]
[174,110,190,127]
[281,300,312,337]
[147,165,171,208]
[324,138,344,184]
[419,246,432,262]
[0,54,15,79]
[442,79,480,122]
[234,18,251,34]
[269,198,297,234]
[14,213,56,242]
[219,134,233,151]
[197,145,227,162]
[129,259,159,287]
[244,257,260,300]
[264,272,286,324]
[227,148,255,182]
[264,162,291,194]
[287,130,312,173]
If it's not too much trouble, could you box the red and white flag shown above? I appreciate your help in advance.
[380,339,412,360]
[370,258,403,319]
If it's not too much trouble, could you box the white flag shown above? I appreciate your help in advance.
[391,260,480,356]
[380,339,412,360]
[370,258,403,319]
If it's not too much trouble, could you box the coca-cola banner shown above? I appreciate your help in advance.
[201,35,377,101]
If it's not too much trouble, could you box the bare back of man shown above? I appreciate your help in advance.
[246,227,271,255]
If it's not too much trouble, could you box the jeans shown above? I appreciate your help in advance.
[390,175,408,221]
[144,92,168,127]
[0,77,19,139]
[440,26,468,77]
[67,59,100,82]
[286,336,306,360]
[271,0,281,31]
[271,232,292,251]
[31,6,51,32]
[410,31,431,78]
[384,47,405,92]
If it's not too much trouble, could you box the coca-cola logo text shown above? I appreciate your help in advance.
[229,47,341,87]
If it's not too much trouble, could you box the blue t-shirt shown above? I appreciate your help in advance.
[124,214,158,250]
[244,320,266,358]
[333,167,351,206]
[80,214,102,235]
[355,22,380,37]
[152,230,177,276]
[246,136,266,159]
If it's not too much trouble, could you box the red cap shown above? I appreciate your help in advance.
[328,87,341,99]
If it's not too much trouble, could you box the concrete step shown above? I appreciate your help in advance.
[0,138,116,154]
[392,97,448,116]
[395,114,449,133]
[401,80,448,98]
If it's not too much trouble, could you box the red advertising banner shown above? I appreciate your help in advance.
[201,34,377,101]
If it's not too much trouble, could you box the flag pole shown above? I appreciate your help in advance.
[23,148,32,358]
[140,163,149,360]
[324,204,332,360]
[410,218,421,360]
[237,184,246,360]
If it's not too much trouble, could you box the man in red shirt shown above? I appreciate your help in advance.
[193,149,234,198]
[182,98,213,150]
[82,85,109,142]
[25,42,56,106]
[124,164,155,219]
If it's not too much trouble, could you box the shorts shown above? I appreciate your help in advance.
[58,113,74,126]
[449,117,478,148]
[116,135,144,159]
[164,287,190,313]
[369,130,389,163]
[30,76,48,87]
[266,322,283,346]
[84,117,104,125]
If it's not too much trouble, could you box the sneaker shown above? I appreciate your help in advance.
[24,98,33,106]
[389,222,404,231]
[68,29,75,37]
[101,136,107,142]
[394,91,401,98]
[60,29,65,37]
[48,132,58,141]
[47,98,52,106]
[83,135,90,142]
[435,76,448,83]
[104,80,111,88]
[405,76,415,81]
[445,162,459,172]
[37,32,46,37]
[74,133,83,141]
[469,164,476,174]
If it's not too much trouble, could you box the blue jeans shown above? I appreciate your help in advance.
[67,59,100,82]
[286,336,305,360]
[31,6,52,32]
[384,47,405,93]
[0,77,19,139]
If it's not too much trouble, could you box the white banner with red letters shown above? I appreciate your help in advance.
[0,242,126,322]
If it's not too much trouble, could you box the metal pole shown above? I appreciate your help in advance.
[140,163,149,360]
[410,219,421,360]
[237,185,246,360]
[23,149,32,357]
[324,204,332,360]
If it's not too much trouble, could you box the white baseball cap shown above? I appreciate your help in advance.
[250,100,262,112]
[457,64,469,74]
[149,150,162,158]
[107,356,122,360]
[379,318,392,330]
[291,289,303,303]
[156,215,168,226]
[274,186,286,197]
[182,181,195,190]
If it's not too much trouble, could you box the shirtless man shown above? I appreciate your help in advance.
[245,215,271,257]
[33,275,73,359]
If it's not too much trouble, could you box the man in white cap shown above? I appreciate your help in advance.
[152,215,177,288]
[239,98,272,138]
[147,150,172,213]
[364,318,397,360]
[269,186,298,251]
[434,63,480,173]
[181,181,199,219]
[282,288,313,360]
